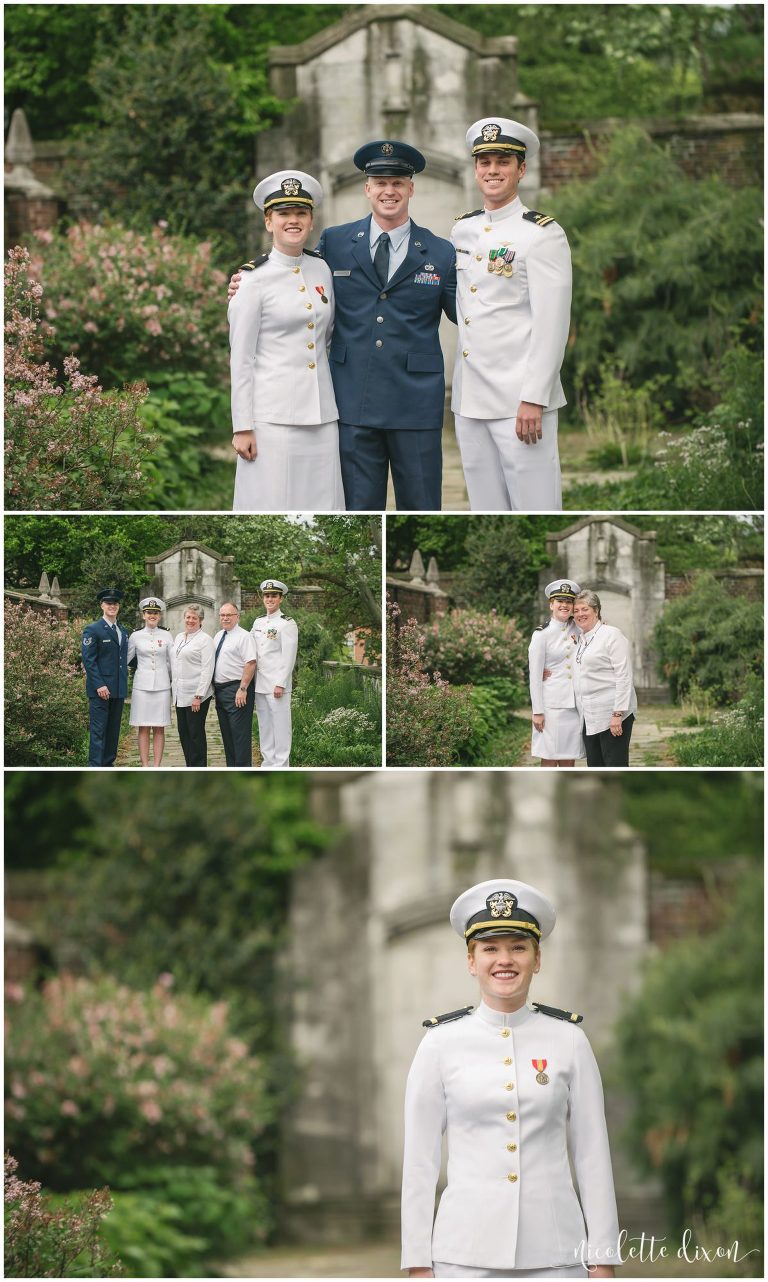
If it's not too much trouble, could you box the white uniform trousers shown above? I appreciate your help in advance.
[454,410,562,511]
[255,691,292,767]
[434,1265,587,1278]
[233,420,345,512]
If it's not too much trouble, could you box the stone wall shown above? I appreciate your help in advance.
[665,568,763,601]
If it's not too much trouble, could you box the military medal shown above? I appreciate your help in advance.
[532,1058,549,1084]
[315,285,328,304]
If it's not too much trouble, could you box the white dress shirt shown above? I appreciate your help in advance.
[573,622,638,736]
[451,196,572,419]
[229,247,338,430]
[401,1001,620,1272]
[172,630,215,706]
[251,609,298,693]
[211,625,257,684]
[369,216,412,280]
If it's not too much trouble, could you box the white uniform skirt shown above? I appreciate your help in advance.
[530,705,584,760]
[130,688,172,727]
[233,419,345,512]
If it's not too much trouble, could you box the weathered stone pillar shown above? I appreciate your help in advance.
[4,109,59,250]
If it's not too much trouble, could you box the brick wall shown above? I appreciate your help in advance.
[665,569,763,601]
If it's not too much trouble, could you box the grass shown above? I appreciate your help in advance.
[469,713,531,766]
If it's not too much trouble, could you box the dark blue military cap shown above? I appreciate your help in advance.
[97,588,123,603]
[353,140,426,177]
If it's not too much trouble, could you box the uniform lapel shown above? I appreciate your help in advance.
[349,216,381,289]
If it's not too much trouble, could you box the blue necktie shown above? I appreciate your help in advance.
[213,631,226,677]
[373,232,391,286]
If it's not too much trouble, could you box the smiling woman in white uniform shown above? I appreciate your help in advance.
[402,879,619,1280]
[127,597,173,768]
[528,579,584,768]
[229,170,344,512]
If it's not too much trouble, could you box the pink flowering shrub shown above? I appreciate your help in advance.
[30,221,228,387]
[5,975,272,1195]
[386,600,476,766]
[4,247,152,510]
[421,607,528,692]
[4,1153,121,1278]
[4,603,90,766]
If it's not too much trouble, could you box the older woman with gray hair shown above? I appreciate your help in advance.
[572,590,637,768]
[172,603,215,767]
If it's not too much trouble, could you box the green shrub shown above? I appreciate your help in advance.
[99,1190,204,1279]
[5,975,273,1195]
[421,608,528,690]
[4,1154,121,1278]
[615,866,763,1239]
[652,574,763,703]
[386,601,477,766]
[581,364,667,467]
[669,678,764,767]
[5,246,153,511]
[4,603,90,766]
[291,668,381,767]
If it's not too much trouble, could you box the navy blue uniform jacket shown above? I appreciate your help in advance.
[81,619,129,699]
[316,216,456,430]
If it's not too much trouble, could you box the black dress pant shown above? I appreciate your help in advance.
[88,696,125,766]
[214,681,254,767]
[176,696,212,767]
[583,713,634,767]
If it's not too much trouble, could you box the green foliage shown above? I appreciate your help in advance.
[627,515,763,576]
[386,515,473,571]
[581,364,667,467]
[652,574,763,703]
[620,774,763,878]
[386,601,476,767]
[5,247,154,511]
[99,1190,205,1279]
[615,866,763,1237]
[554,127,763,420]
[4,1154,121,1279]
[450,517,555,621]
[291,668,381,768]
[4,603,90,767]
[132,392,205,510]
[669,677,764,768]
[421,608,528,693]
[5,974,272,1191]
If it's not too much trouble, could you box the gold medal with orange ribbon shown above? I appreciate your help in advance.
[532,1058,549,1085]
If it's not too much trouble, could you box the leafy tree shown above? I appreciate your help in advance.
[652,573,763,704]
[619,774,763,878]
[615,865,762,1247]
[553,126,763,419]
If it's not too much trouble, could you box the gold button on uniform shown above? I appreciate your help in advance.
[505,1083,515,1091]
[298,285,306,292]
[507,1174,518,1183]
[292,267,300,274]
[484,225,491,232]
[304,303,312,310]
[500,1029,510,1038]
[308,361,316,369]
[506,1111,516,1122]
[503,1057,512,1066]
[307,342,315,349]
[507,1143,517,1152]
[307,322,315,329]
[462,350,469,358]
[475,254,483,261]
[464,317,471,324]
[470,285,478,293]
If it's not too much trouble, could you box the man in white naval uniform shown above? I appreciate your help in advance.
[452,118,572,511]
[402,879,619,1279]
[251,579,298,768]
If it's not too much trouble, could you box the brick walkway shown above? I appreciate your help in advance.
[116,700,261,768]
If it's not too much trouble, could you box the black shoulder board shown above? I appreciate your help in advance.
[454,208,483,221]
[303,248,323,258]
[532,1001,583,1024]
[533,623,548,631]
[239,254,269,271]
[280,613,293,620]
[423,1005,473,1028]
[522,210,557,228]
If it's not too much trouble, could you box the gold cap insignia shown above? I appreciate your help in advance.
[281,178,301,196]
[488,890,517,919]
[482,123,501,143]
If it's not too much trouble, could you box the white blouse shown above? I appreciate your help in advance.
[573,622,638,736]
[172,630,215,707]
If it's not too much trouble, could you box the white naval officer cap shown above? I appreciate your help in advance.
[544,579,581,601]
[260,579,288,596]
[450,879,556,944]
[253,171,323,212]
[466,117,540,162]
[139,596,165,611]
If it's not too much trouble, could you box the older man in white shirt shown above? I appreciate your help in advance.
[212,602,257,767]
[572,591,638,767]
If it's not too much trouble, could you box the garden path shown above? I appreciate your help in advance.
[116,701,263,767]
[512,702,703,767]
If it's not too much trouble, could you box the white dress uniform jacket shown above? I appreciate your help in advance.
[573,622,638,736]
[171,630,215,707]
[450,197,572,420]
[251,609,299,694]
[229,247,338,429]
[528,619,583,761]
[127,627,173,693]
[401,1002,619,1273]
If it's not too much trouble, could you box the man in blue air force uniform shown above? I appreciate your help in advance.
[81,588,129,767]
[232,140,456,511]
